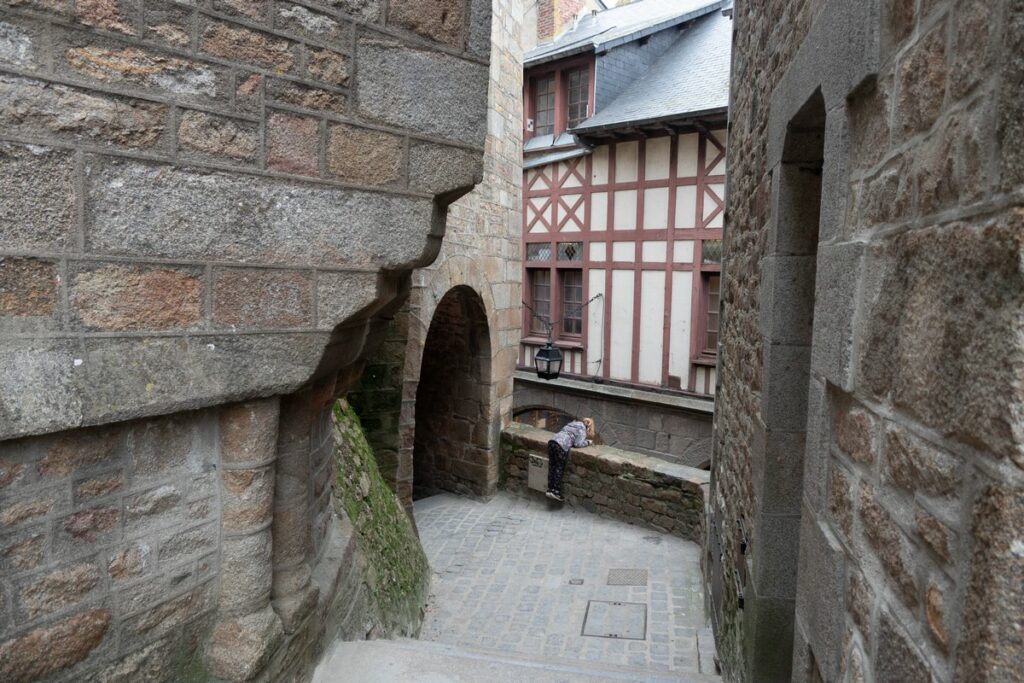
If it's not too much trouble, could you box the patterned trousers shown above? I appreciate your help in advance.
[547,441,569,494]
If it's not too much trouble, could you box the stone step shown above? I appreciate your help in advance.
[312,637,722,683]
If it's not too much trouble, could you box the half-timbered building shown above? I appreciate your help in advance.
[514,0,732,466]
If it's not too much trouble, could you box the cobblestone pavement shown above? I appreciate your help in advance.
[414,492,719,677]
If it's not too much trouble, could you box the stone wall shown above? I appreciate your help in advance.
[0,0,493,680]
[501,423,709,543]
[513,374,714,468]
[350,0,523,510]
[710,0,1024,682]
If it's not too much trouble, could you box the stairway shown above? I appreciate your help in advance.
[312,637,722,683]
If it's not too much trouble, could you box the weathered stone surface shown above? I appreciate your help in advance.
[326,123,403,186]
[357,38,487,143]
[267,78,346,115]
[0,258,58,321]
[846,567,873,640]
[20,562,100,617]
[85,157,436,269]
[276,3,346,42]
[200,22,295,71]
[875,611,930,683]
[2,531,46,572]
[0,143,76,252]
[70,263,203,331]
[125,484,181,524]
[409,141,483,195]
[215,0,269,22]
[158,523,216,564]
[108,541,151,581]
[214,268,313,329]
[896,20,947,136]
[834,408,874,464]
[88,637,176,683]
[0,75,167,149]
[128,412,196,476]
[915,510,953,563]
[62,505,120,543]
[0,499,51,527]
[220,530,273,612]
[956,485,1024,681]
[41,429,120,476]
[0,19,39,68]
[828,466,853,539]
[861,213,1024,466]
[221,399,279,464]
[64,46,219,98]
[121,583,212,641]
[76,0,136,34]
[883,427,960,496]
[388,0,464,47]
[267,111,320,176]
[178,109,258,162]
[307,48,350,86]
[0,608,111,682]
[75,473,123,501]
[144,2,192,48]
[323,0,383,22]
[316,271,381,328]
[859,485,917,608]
[207,606,284,681]
[221,466,274,531]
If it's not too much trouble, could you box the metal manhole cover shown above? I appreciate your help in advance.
[581,600,647,640]
[607,568,648,586]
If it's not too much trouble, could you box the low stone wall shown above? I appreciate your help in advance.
[513,373,714,468]
[500,424,709,543]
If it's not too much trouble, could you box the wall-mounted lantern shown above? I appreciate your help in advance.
[534,342,563,380]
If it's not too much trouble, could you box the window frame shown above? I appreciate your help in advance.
[559,268,584,338]
[523,55,595,142]
[526,267,552,336]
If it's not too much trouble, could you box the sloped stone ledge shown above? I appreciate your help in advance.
[501,423,709,543]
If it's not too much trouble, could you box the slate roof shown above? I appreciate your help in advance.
[573,8,732,134]
[524,0,725,67]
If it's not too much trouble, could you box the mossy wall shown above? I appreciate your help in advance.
[331,399,430,636]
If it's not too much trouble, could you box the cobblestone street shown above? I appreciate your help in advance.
[414,492,719,677]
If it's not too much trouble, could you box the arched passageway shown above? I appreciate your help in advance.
[413,286,493,500]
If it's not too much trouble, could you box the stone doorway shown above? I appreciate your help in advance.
[413,286,494,500]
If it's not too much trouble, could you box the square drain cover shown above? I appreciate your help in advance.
[607,568,648,586]
[581,600,647,640]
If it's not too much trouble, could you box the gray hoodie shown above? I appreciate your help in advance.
[549,420,591,453]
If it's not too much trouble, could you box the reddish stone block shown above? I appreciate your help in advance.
[914,510,953,563]
[266,78,347,115]
[1,531,46,571]
[70,263,203,332]
[74,473,124,501]
[858,485,917,608]
[107,541,151,582]
[75,0,137,35]
[177,109,258,163]
[0,258,58,319]
[40,429,121,477]
[267,112,319,176]
[896,21,947,137]
[326,122,403,186]
[306,48,350,86]
[0,608,111,682]
[834,408,875,464]
[388,0,464,47]
[221,466,274,532]
[213,267,313,329]
[62,506,119,543]
[219,398,279,465]
[200,22,295,71]
[20,562,100,618]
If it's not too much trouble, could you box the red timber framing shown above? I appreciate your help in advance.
[521,128,725,395]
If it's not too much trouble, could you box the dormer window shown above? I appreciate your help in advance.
[566,67,589,128]
[534,76,556,136]
[524,58,593,142]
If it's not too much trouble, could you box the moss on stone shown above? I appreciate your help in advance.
[332,398,430,636]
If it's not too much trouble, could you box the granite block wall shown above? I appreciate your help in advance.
[710,0,1024,681]
[0,0,494,679]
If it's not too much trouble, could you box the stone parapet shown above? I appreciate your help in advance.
[500,423,709,543]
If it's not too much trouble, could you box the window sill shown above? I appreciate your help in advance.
[522,336,584,350]
[692,354,717,367]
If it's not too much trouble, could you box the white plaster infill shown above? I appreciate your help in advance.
[513,369,715,415]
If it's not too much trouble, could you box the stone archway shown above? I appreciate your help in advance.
[413,285,494,500]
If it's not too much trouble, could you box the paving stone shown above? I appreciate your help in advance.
[414,492,715,677]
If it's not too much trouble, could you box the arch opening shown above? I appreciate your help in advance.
[413,285,494,500]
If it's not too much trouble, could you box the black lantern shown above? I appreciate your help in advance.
[534,342,563,380]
